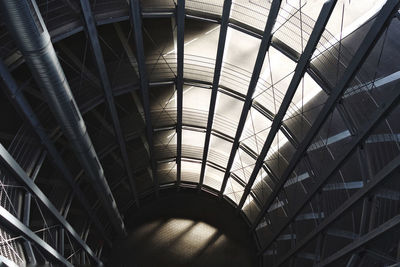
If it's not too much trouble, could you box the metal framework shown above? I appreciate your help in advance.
[176,0,185,185]
[22,150,46,265]
[0,59,111,246]
[0,0,400,266]
[129,0,158,194]
[198,0,232,189]
[257,0,400,253]
[317,214,400,267]
[219,0,283,196]
[0,143,102,265]
[275,151,400,266]
[79,0,140,206]
[237,0,337,209]
[0,206,72,267]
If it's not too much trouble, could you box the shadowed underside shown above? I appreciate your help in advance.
[0,0,400,266]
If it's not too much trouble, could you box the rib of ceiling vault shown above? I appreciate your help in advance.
[79,0,140,207]
[257,0,400,252]
[176,0,185,186]
[129,0,158,194]
[219,0,283,197]
[0,143,101,265]
[1,0,400,265]
[275,150,400,266]
[113,23,155,185]
[237,0,338,210]
[0,0,126,237]
[0,205,72,266]
[0,59,111,246]
[198,0,232,190]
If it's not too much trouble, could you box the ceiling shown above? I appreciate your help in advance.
[0,0,400,266]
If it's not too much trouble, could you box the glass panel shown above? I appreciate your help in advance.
[183,85,212,128]
[154,130,177,160]
[223,177,244,205]
[181,161,201,183]
[186,0,224,16]
[204,165,224,190]
[231,147,256,184]
[213,92,244,137]
[182,129,205,160]
[157,161,177,184]
[149,84,177,128]
[220,27,261,94]
[208,135,232,168]
[184,19,220,83]
[240,107,272,155]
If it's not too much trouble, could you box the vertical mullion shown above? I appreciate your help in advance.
[253,0,399,232]
[129,0,158,194]
[176,0,185,185]
[79,0,140,205]
[219,0,283,197]
[198,0,232,189]
[237,0,338,210]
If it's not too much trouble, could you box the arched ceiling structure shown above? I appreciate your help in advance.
[0,0,400,266]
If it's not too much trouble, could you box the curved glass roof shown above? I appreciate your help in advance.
[0,0,400,266]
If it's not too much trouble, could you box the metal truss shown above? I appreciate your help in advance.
[237,0,337,209]
[198,0,232,189]
[0,59,111,246]
[79,0,140,206]
[0,143,102,265]
[256,0,400,254]
[317,213,400,267]
[176,0,185,185]
[219,0,283,196]
[275,151,400,266]
[0,206,72,267]
[129,0,158,194]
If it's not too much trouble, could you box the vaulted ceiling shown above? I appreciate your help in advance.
[0,0,400,266]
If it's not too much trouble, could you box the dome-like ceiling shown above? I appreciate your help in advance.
[0,0,400,266]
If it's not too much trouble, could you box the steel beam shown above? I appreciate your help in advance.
[22,150,46,265]
[0,255,19,267]
[79,0,140,206]
[0,144,102,265]
[129,0,158,193]
[0,59,111,247]
[237,0,337,209]
[0,0,126,238]
[113,23,155,184]
[0,206,72,267]
[252,0,400,231]
[274,151,400,266]
[317,214,400,267]
[176,0,185,185]
[259,5,400,256]
[219,0,283,196]
[198,0,232,189]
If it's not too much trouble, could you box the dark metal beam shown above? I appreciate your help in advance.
[0,144,102,265]
[237,0,337,209]
[253,0,400,255]
[317,214,400,267]
[0,59,111,247]
[176,0,185,185]
[219,0,283,196]
[79,0,140,206]
[0,206,73,267]
[198,0,232,189]
[0,0,126,237]
[129,0,158,194]
[22,150,46,265]
[253,0,399,233]
[275,151,400,266]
